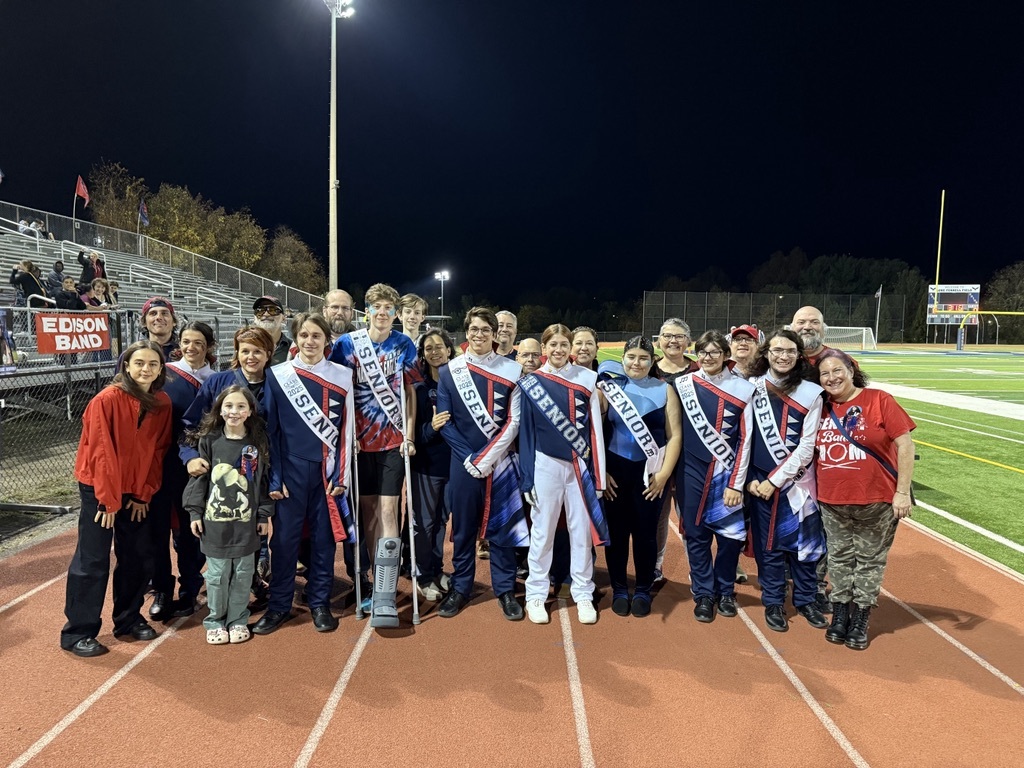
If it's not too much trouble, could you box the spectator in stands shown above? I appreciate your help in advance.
[323,289,357,344]
[45,261,65,297]
[9,260,49,308]
[32,220,56,241]
[516,338,542,373]
[77,250,106,284]
[141,296,179,361]
[496,311,518,359]
[91,278,118,309]
[108,281,121,305]
[55,277,87,310]
[252,296,291,364]
[18,219,32,236]
[399,293,428,341]
[59,340,173,658]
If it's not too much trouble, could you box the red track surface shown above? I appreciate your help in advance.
[1,518,1022,768]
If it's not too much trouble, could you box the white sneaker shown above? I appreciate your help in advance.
[417,579,444,601]
[577,599,598,625]
[526,599,549,624]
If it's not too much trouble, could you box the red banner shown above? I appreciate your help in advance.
[34,313,111,354]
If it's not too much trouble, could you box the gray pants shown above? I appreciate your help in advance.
[204,555,255,630]
[820,502,898,608]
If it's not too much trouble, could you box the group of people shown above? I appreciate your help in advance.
[59,292,916,658]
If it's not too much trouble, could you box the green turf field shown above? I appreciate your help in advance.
[597,348,1024,574]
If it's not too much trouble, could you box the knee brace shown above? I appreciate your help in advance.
[370,537,401,628]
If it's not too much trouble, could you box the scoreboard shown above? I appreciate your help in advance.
[927,284,980,325]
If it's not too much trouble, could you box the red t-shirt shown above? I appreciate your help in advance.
[815,388,915,505]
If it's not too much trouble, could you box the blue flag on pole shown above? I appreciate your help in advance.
[138,198,150,227]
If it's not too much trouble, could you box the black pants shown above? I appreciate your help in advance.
[149,465,205,599]
[60,484,154,648]
[603,453,660,599]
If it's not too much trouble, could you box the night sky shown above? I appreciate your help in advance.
[3,2,1023,304]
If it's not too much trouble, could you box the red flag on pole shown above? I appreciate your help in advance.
[75,176,90,207]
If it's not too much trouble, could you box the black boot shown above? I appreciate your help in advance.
[845,605,871,650]
[825,602,850,644]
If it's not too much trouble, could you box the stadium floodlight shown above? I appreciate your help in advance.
[323,0,356,291]
[435,270,450,328]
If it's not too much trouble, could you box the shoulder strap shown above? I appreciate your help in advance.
[825,401,897,480]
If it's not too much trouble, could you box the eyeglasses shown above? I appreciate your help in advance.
[659,333,689,342]
[255,307,282,317]
[467,326,493,336]
[696,349,724,359]
[769,348,798,358]
[731,337,755,344]
[518,352,541,358]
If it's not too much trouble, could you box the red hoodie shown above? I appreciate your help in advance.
[74,386,172,512]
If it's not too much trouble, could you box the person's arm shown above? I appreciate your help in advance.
[469,385,521,477]
[182,437,212,522]
[892,432,915,519]
[766,394,823,490]
[588,387,606,492]
[647,385,683,499]
[83,394,125,514]
[436,371,475,461]
[139,404,173,504]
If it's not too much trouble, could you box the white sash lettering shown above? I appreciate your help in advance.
[351,329,404,432]
[597,378,665,485]
[449,357,500,439]
[676,374,735,471]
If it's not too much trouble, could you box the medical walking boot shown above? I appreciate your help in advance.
[370,537,401,629]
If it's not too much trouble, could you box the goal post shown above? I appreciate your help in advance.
[823,326,877,350]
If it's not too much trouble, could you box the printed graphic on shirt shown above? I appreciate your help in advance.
[205,462,253,522]
[817,415,868,469]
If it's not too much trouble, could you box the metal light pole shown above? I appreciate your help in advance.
[324,0,355,291]
[435,270,450,328]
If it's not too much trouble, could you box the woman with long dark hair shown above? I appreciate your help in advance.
[60,341,173,657]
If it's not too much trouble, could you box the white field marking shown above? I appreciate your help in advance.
[904,520,1024,586]
[915,500,1024,555]
[8,614,191,768]
[880,588,1024,698]
[556,598,596,768]
[870,382,1024,421]
[908,416,1024,445]
[669,525,868,767]
[903,408,1024,437]
[294,619,374,768]
[0,572,66,615]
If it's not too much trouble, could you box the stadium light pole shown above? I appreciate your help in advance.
[435,270,450,328]
[324,0,355,291]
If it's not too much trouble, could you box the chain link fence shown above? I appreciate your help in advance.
[641,291,910,343]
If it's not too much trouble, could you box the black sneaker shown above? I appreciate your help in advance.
[612,596,630,616]
[796,602,829,629]
[717,595,738,618]
[630,596,652,618]
[694,596,716,623]
[498,591,524,621]
[764,604,788,632]
[438,590,470,619]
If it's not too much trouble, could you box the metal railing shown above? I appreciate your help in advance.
[0,200,321,312]
[128,263,175,298]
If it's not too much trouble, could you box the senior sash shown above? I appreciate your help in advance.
[448,356,528,547]
[273,361,355,543]
[520,371,609,545]
[350,329,404,432]
[596,378,666,488]
[675,374,745,540]
[753,379,825,561]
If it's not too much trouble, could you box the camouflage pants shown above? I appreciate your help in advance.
[820,502,898,608]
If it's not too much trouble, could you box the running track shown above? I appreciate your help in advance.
[1,515,1022,768]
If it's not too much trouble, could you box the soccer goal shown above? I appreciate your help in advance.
[823,326,877,350]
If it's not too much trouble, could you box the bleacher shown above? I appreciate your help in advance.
[1,204,320,365]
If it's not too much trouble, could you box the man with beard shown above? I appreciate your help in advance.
[252,296,292,364]
[324,289,357,345]
[496,311,518,359]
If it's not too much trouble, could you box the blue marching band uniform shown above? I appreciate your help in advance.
[263,358,355,619]
[436,351,529,601]
[744,375,826,609]
[674,368,754,603]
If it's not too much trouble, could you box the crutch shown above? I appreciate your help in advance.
[352,445,366,620]
[400,382,421,625]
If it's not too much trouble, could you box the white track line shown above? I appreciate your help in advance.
[908,416,1024,445]
[904,520,1024,586]
[736,607,870,768]
[669,526,867,767]
[556,598,596,768]
[0,573,66,615]
[880,588,1024,697]
[294,619,374,768]
[7,613,191,768]
[914,500,1024,555]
